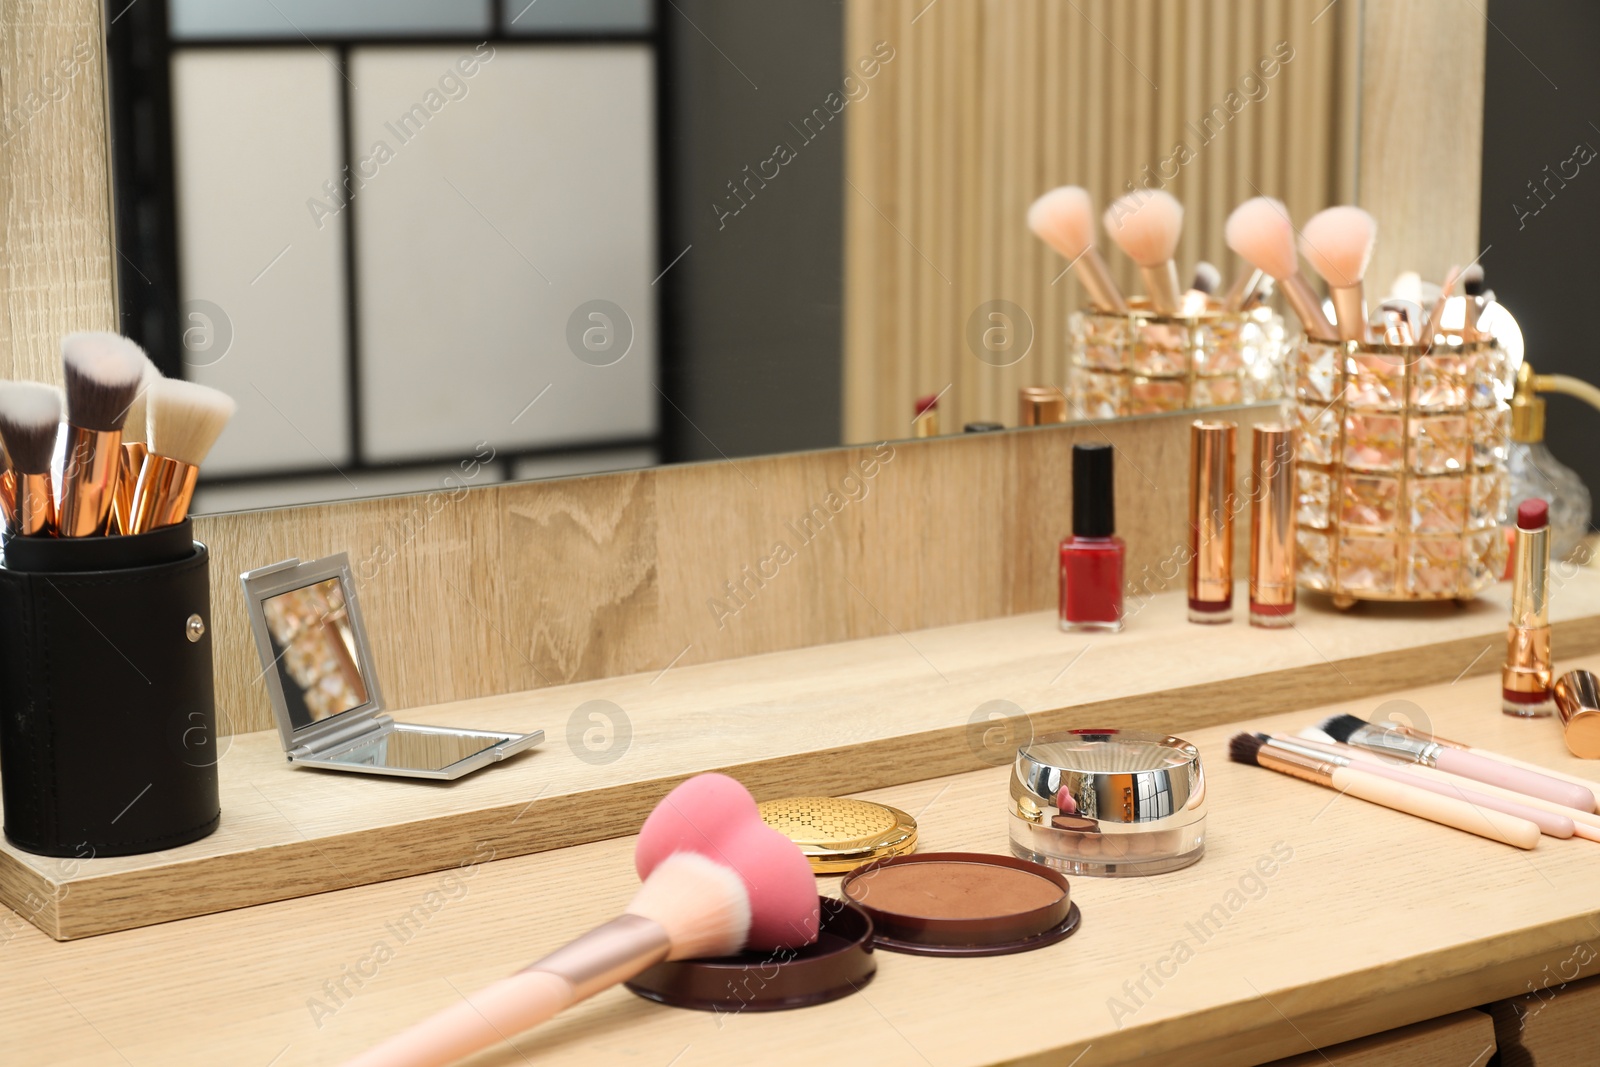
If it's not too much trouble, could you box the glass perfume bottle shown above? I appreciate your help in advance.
[1508,362,1593,562]
[1060,443,1124,632]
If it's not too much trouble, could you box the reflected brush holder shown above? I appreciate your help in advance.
[1292,336,1513,605]
[1067,299,1287,419]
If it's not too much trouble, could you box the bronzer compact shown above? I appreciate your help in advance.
[241,553,542,780]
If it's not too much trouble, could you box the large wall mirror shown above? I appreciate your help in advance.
[101,1,1598,525]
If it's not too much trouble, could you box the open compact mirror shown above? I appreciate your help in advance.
[241,553,542,779]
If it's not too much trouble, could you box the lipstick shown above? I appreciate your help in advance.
[1503,498,1553,717]
[1188,420,1237,624]
[912,394,940,438]
[1249,425,1295,628]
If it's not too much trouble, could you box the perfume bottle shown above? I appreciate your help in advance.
[1060,443,1124,632]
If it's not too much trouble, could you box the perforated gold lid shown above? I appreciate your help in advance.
[758,797,919,873]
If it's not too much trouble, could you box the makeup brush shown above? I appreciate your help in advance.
[1224,197,1336,340]
[0,382,63,537]
[1319,714,1595,811]
[1298,206,1377,343]
[1190,261,1222,296]
[0,438,14,528]
[111,354,160,536]
[1027,186,1130,313]
[1103,190,1184,315]
[1381,719,1600,812]
[1242,274,1275,311]
[345,774,818,1067]
[1222,264,1265,312]
[1261,734,1574,838]
[1461,264,1487,340]
[1376,299,1423,346]
[58,333,147,537]
[1291,732,1600,842]
[1421,264,1462,347]
[1229,733,1539,849]
[127,379,236,534]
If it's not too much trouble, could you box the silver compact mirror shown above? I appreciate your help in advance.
[240,553,543,780]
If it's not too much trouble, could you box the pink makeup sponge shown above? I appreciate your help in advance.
[635,773,820,951]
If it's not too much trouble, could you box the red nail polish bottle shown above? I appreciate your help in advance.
[1060,443,1124,632]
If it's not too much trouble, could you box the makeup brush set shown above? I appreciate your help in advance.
[0,332,236,541]
[0,332,233,859]
[1029,186,1288,421]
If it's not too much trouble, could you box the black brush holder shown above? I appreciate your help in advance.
[0,520,220,857]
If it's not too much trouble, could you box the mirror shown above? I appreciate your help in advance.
[105,1,1366,514]
[241,553,543,779]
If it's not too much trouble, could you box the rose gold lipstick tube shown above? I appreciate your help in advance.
[110,441,147,536]
[1188,420,1236,624]
[128,454,200,535]
[1249,425,1295,628]
[57,426,122,537]
[1503,504,1553,717]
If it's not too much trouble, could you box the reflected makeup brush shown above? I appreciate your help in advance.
[0,382,63,537]
[58,333,146,537]
[1190,261,1222,296]
[1421,264,1462,347]
[127,379,237,534]
[1103,190,1184,314]
[1260,734,1574,838]
[1229,733,1539,849]
[1224,197,1336,340]
[1027,186,1130,313]
[344,774,818,1067]
[1319,713,1594,811]
[1299,206,1377,342]
[1461,264,1487,341]
[1222,264,1264,312]
[111,354,159,535]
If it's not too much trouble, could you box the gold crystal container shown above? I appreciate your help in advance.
[758,796,919,873]
[1291,336,1513,604]
[1067,299,1287,419]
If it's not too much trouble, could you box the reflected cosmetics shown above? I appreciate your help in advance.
[1503,498,1554,717]
[1060,443,1123,632]
[1188,420,1237,623]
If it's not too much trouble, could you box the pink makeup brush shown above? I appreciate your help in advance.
[1027,186,1129,313]
[1298,206,1377,343]
[1263,734,1574,838]
[344,774,818,1067]
[1421,264,1462,348]
[1320,714,1596,811]
[1103,190,1184,315]
[1224,197,1336,340]
[1383,718,1600,812]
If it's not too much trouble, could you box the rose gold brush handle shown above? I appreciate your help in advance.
[1329,767,1540,849]
[1141,262,1182,316]
[1397,762,1600,843]
[127,454,199,534]
[1078,249,1130,314]
[0,468,14,527]
[110,442,147,536]
[1279,273,1338,341]
[1431,748,1595,811]
[1345,761,1572,837]
[58,426,122,536]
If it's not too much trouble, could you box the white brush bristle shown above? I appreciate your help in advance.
[146,378,237,467]
[1102,190,1183,267]
[1225,197,1299,280]
[626,852,751,962]
[122,354,162,446]
[0,382,64,473]
[1028,186,1096,260]
[1299,206,1376,289]
[61,332,148,432]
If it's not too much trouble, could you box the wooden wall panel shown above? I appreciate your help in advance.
[843,0,1363,442]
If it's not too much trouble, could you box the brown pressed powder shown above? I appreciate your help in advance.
[844,860,1064,919]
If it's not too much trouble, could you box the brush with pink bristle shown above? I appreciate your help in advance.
[1027,186,1129,313]
[1224,197,1336,341]
[1299,205,1378,343]
[343,774,819,1067]
[1102,190,1185,315]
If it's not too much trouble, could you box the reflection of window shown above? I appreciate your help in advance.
[264,580,368,719]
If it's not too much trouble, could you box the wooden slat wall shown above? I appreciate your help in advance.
[843,0,1362,442]
[0,1,1485,738]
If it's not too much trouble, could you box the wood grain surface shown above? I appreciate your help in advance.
[10,564,1600,940]
[1266,1009,1495,1066]
[5,663,1598,1066]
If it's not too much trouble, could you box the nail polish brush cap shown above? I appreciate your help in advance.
[1072,443,1115,537]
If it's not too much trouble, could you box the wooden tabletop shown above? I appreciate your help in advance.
[7,656,1600,1066]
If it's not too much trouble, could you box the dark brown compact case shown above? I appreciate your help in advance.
[0,521,220,857]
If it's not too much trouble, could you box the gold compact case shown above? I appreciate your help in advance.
[1010,729,1206,877]
[758,797,919,873]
